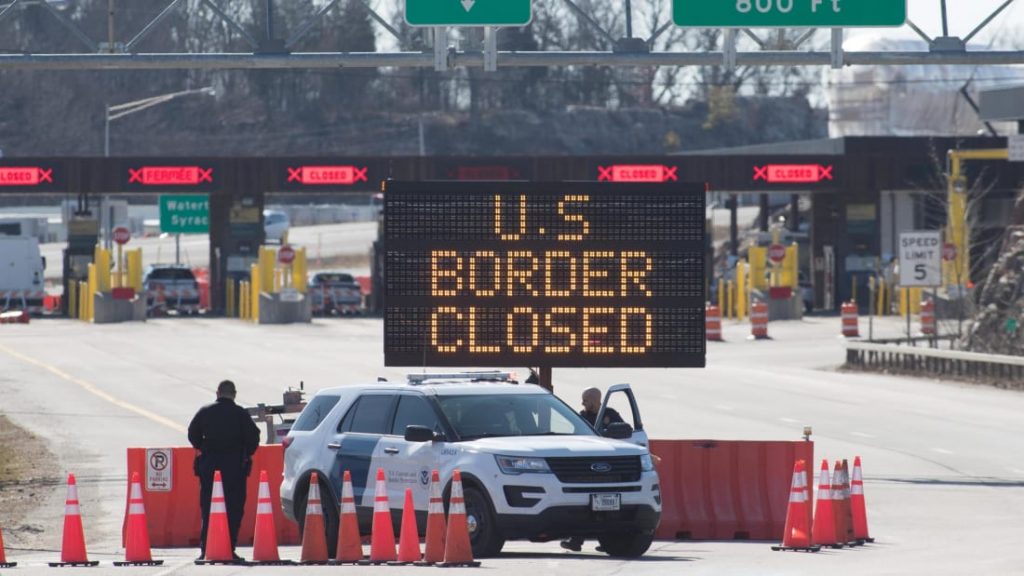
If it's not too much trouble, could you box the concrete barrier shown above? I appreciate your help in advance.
[258,292,311,324]
[92,293,146,323]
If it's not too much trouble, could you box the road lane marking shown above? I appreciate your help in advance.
[0,342,187,434]
[779,417,799,424]
[931,447,954,455]
[851,431,875,438]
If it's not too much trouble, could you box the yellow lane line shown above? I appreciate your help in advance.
[0,342,186,434]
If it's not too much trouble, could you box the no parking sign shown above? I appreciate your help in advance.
[146,448,173,492]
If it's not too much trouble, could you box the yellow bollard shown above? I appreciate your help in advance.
[748,246,767,291]
[251,263,261,322]
[259,248,275,296]
[293,248,307,294]
[717,278,725,316]
[78,281,86,322]
[94,248,112,293]
[127,248,143,292]
[726,280,734,320]
[239,281,249,320]
[736,261,747,321]
[226,279,235,318]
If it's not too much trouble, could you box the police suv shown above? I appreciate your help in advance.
[280,372,661,558]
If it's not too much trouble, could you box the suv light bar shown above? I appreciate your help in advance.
[407,371,516,385]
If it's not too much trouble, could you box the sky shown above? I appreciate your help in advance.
[849,0,1024,46]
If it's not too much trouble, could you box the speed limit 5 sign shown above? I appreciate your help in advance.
[898,231,942,287]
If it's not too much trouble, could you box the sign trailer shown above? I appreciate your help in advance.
[382,181,707,368]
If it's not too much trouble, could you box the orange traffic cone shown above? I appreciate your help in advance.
[419,470,446,565]
[771,460,819,552]
[195,470,237,565]
[811,460,840,549]
[840,459,859,545]
[441,470,480,567]
[49,473,99,567]
[114,472,162,566]
[367,468,397,563]
[831,460,851,546]
[300,472,330,564]
[334,470,363,564]
[252,470,293,565]
[851,456,875,543]
[0,522,16,568]
[392,488,422,564]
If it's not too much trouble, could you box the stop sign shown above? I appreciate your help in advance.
[943,243,957,261]
[767,243,786,264]
[278,245,296,264]
[113,226,131,245]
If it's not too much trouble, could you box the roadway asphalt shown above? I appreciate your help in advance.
[39,222,378,281]
[0,315,1022,575]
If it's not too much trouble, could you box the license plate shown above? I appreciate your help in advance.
[591,493,621,511]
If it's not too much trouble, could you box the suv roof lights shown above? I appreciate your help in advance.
[406,371,517,385]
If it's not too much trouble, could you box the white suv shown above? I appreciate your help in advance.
[280,372,661,558]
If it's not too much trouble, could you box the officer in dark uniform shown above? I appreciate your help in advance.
[562,387,624,553]
[188,380,260,560]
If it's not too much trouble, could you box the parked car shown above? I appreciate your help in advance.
[143,264,201,315]
[281,373,660,559]
[308,271,363,315]
[264,209,290,244]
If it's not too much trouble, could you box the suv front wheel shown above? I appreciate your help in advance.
[462,487,505,558]
[295,477,339,559]
[597,531,654,558]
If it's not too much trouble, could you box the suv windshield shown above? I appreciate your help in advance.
[313,273,355,284]
[145,268,195,281]
[437,394,594,440]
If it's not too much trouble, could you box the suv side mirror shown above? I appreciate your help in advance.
[602,421,633,440]
[404,425,435,443]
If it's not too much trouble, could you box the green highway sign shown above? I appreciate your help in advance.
[160,194,210,234]
[405,0,530,26]
[674,0,906,27]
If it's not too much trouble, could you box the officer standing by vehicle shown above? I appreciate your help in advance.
[579,387,623,429]
[562,387,625,552]
[188,380,261,561]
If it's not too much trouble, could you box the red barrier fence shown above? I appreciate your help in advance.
[651,439,814,541]
[128,439,810,547]
[123,446,300,548]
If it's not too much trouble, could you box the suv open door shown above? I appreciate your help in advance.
[594,383,648,448]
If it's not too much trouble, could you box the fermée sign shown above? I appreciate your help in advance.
[383,181,706,368]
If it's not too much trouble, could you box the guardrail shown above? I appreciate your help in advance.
[845,341,1024,384]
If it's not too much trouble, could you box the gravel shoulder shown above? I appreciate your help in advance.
[0,414,60,553]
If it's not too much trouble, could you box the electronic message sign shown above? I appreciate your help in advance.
[383,181,706,368]
[0,164,63,192]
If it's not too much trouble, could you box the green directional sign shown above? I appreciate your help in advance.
[160,194,210,234]
[674,0,905,27]
[405,0,530,26]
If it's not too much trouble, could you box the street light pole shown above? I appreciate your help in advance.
[102,86,214,253]
[104,86,214,157]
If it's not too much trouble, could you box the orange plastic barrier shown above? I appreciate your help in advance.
[841,301,859,338]
[122,446,300,548]
[651,439,814,541]
[355,276,371,296]
[920,299,935,335]
[192,268,210,309]
[705,305,722,342]
[750,301,769,339]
